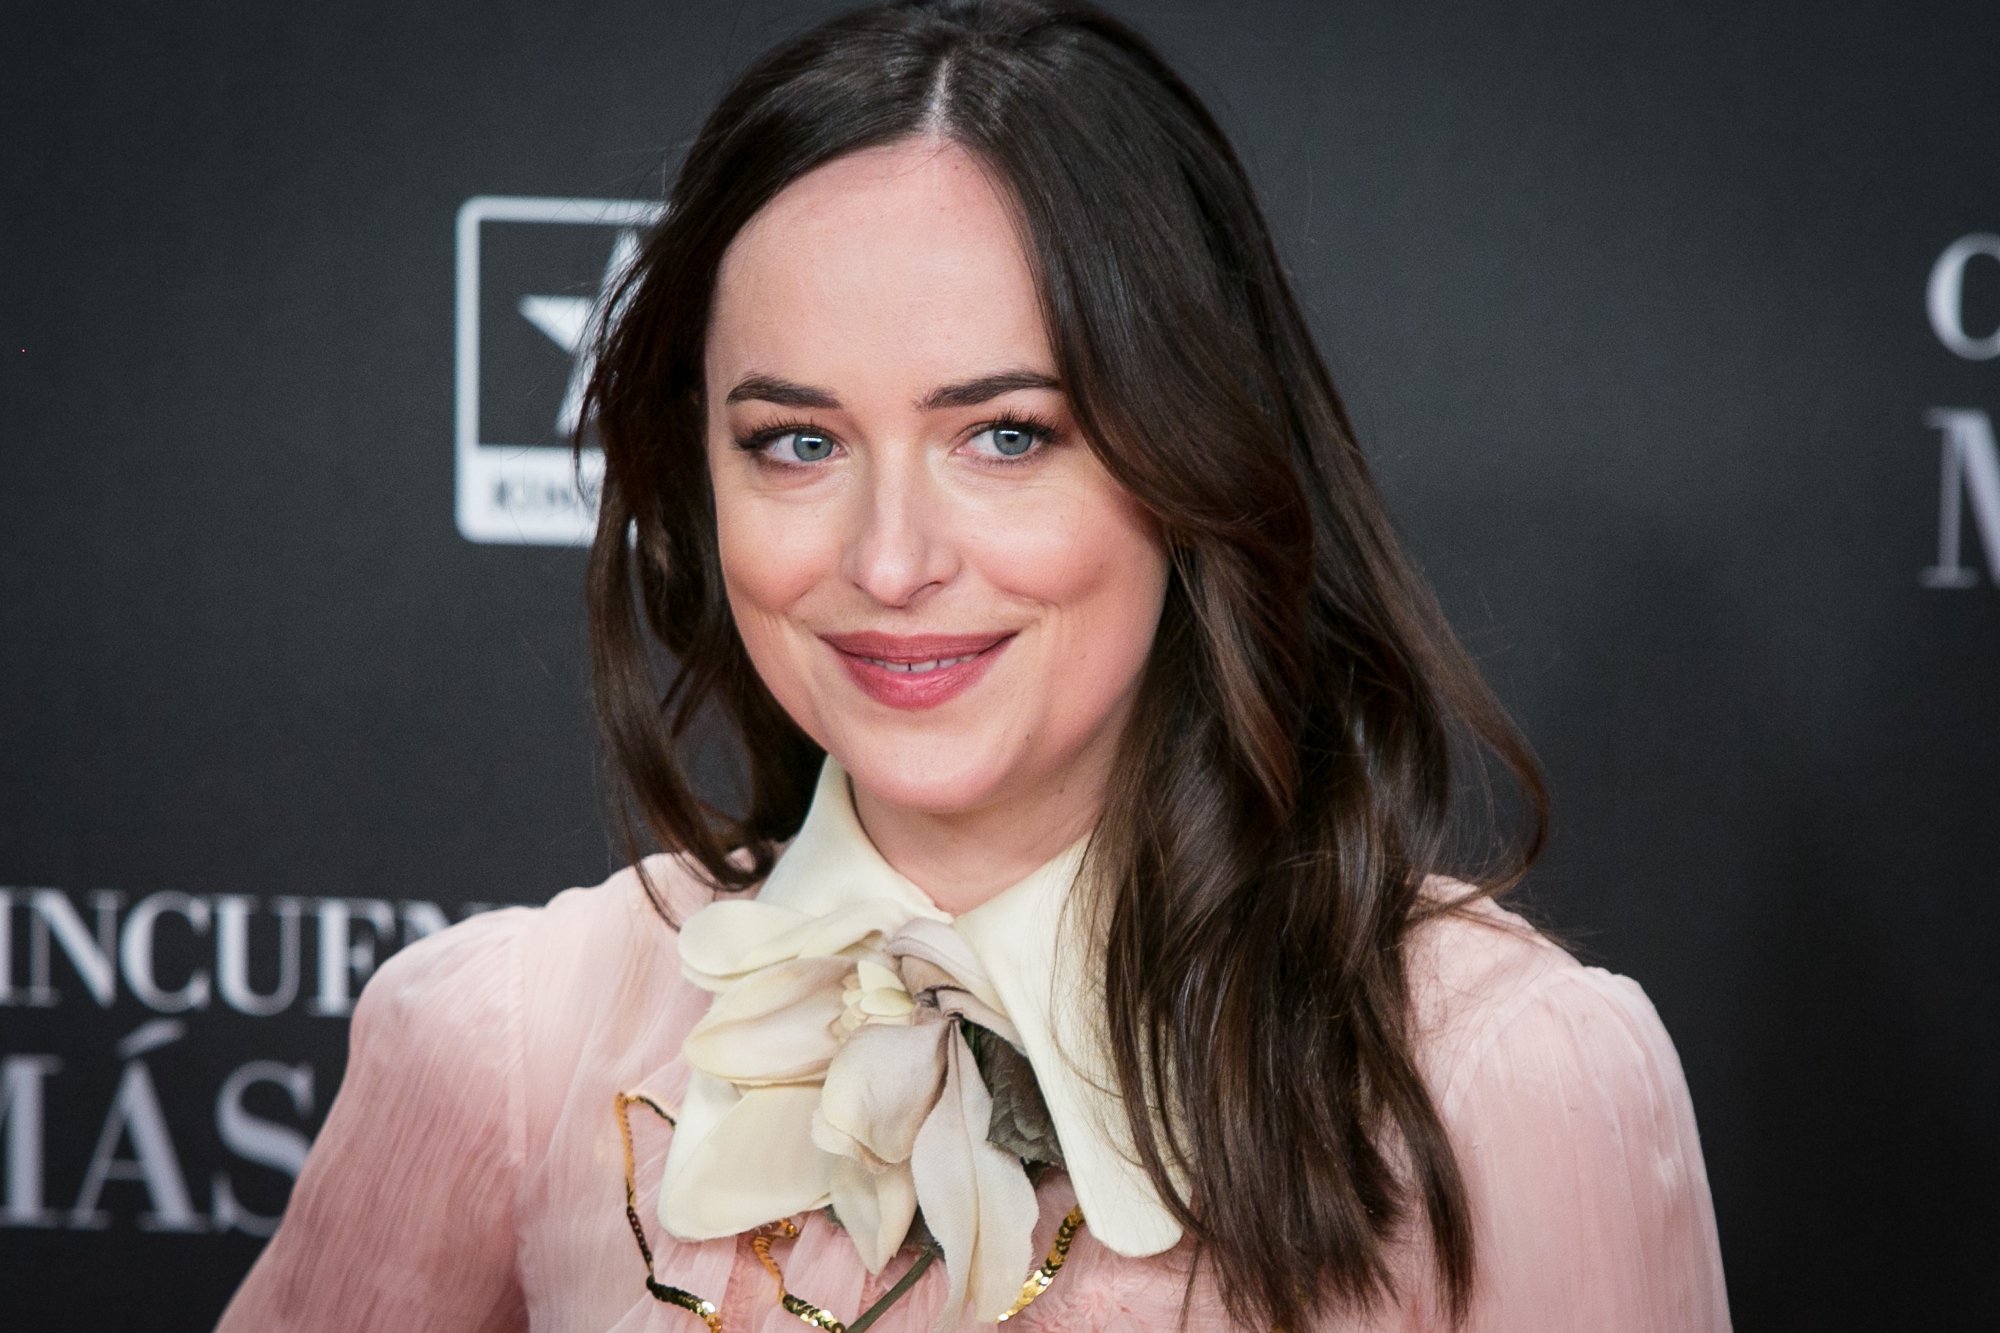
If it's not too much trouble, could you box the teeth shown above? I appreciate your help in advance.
[862,653,979,673]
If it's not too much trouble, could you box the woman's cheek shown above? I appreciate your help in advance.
[982,470,1160,596]
[715,491,839,726]
[716,486,832,612]
[964,477,1102,591]
[973,483,1167,679]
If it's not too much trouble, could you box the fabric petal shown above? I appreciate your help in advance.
[680,898,914,990]
[827,1155,919,1274]
[655,1068,736,1228]
[658,1082,833,1240]
[814,1021,948,1168]
[677,900,810,991]
[910,1025,1039,1329]
[680,955,853,1085]
[890,919,1017,1042]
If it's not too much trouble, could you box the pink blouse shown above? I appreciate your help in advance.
[216,856,1730,1331]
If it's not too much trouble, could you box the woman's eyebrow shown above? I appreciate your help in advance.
[725,373,840,408]
[723,369,1061,411]
[917,369,1061,410]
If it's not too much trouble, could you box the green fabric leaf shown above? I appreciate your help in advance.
[964,1021,1066,1169]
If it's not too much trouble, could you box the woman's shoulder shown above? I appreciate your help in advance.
[344,854,725,1161]
[1405,880,1690,1119]
[369,852,712,990]
[354,853,719,1071]
[1404,881,1732,1327]
[517,850,718,972]
[220,855,720,1331]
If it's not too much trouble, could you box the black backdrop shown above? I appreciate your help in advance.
[4,2,1997,1328]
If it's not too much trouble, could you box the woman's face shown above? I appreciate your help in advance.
[704,137,1169,826]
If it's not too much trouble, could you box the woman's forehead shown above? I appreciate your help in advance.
[707,138,1056,398]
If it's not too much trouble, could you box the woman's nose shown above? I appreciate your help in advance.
[839,448,960,608]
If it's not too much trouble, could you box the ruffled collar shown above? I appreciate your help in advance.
[664,754,1183,1260]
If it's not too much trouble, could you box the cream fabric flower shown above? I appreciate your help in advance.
[657,756,1187,1328]
[660,900,1039,1328]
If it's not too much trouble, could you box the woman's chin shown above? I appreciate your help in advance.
[829,735,1025,819]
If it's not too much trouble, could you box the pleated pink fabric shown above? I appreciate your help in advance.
[217,854,1730,1332]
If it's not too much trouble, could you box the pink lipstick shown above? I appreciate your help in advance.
[820,630,1015,710]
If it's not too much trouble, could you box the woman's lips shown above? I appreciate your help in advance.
[820,631,1016,710]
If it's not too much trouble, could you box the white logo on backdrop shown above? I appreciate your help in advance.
[454,195,662,545]
[1923,234,2000,588]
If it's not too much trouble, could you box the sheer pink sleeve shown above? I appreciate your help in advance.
[1443,965,1731,1331]
[216,908,530,1332]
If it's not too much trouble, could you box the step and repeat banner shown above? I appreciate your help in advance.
[4,1,1996,1327]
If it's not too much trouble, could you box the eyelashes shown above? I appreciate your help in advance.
[730,411,1064,470]
[732,418,838,465]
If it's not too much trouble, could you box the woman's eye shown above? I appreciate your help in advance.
[969,421,1048,460]
[770,430,836,463]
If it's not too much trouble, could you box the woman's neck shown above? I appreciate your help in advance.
[848,769,1102,915]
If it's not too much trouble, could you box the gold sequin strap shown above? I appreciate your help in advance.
[999,1206,1085,1322]
[751,1218,846,1331]
[614,1092,723,1332]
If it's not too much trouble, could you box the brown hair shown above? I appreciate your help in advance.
[581,2,1548,1327]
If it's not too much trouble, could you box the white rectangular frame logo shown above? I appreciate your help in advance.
[454,195,663,545]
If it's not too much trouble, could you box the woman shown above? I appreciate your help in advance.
[220,1,1728,1329]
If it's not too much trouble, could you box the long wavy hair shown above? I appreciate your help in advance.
[580,2,1548,1327]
